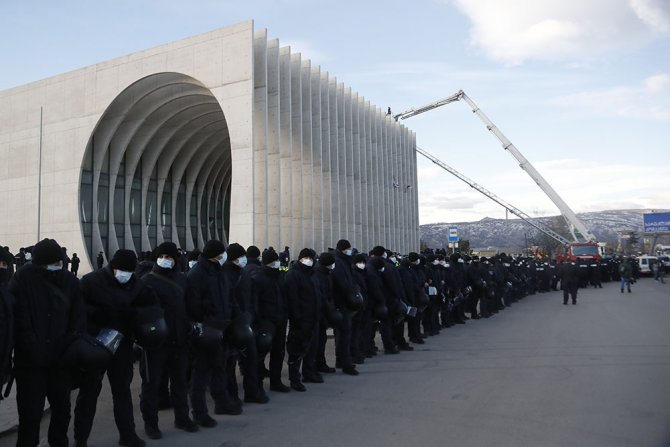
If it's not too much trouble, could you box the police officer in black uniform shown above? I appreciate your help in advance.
[139,242,198,438]
[9,239,85,447]
[284,248,320,391]
[222,243,268,405]
[251,248,289,392]
[74,249,158,447]
[331,240,360,376]
[186,240,241,425]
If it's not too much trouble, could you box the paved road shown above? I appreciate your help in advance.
[2,278,669,447]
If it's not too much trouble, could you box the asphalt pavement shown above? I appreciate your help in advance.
[1,277,669,447]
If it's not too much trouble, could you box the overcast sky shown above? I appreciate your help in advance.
[2,0,669,225]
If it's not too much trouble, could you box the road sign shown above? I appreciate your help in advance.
[448,226,459,242]
[644,212,670,232]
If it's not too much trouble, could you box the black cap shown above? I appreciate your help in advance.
[353,253,367,264]
[32,238,63,265]
[336,239,351,251]
[371,246,386,257]
[226,243,245,261]
[188,249,201,261]
[110,249,137,272]
[318,252,335,266]
[262,249,279,265]
[155,242,179,260]
[408,252,420,262]
[246,245,261,259]
[298,248,315,260]
[202,240,226,259]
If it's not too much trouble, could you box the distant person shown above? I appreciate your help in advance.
[70,253,80,277]
[279,246,290,268]
[653,260,665,284]
[619,258,633,293]
[96,251,104,270]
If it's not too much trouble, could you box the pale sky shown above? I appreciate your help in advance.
[2,0,669,224]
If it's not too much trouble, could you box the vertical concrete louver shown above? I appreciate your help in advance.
[250,30,419,254]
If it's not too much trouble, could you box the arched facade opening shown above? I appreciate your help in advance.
[79,72,231,264]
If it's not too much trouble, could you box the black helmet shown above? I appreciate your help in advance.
[415,290,430,311]
[255,320,275,354]
[394,300,408,324]
[134,307,168,348]
[61,328,124,372]
[192,321,227,351]
[323,299,343,327]
[229,312,255,350]
[373,303,388,320]
[346,290,364,312]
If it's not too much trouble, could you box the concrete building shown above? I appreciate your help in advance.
[0,20,419,272]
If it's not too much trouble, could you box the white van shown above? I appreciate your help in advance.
[637,255,657,275]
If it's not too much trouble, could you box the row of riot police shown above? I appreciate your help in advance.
[1,238,607,447]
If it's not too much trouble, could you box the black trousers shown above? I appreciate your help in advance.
[314,318,329,369]
[563,282,578,303]
[286,323,314,383]
[334,311,353,369]
[74,339,137,442]
[226,339,262,399]
[189,342,230,418]
[259,319,287,384]
[350,310,363,360]
[139,343,190,427]
[15,365,71,447]
[302,319,320,379]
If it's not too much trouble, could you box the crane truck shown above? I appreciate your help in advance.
[394,90,603,261]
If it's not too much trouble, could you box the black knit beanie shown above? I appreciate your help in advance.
[110,249,137,272]
[32,238,63,265]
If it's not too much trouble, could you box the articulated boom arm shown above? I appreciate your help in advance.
[416,146,572,246]
[395,90,596,243]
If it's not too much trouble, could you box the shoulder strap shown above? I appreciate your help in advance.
[148,271,185,295]
[38,276,71,310]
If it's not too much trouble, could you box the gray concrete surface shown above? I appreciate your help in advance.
[2,278,669,447]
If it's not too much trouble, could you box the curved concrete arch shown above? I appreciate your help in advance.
[183,134,230,250]
[192,142,231,247]
[79,72,231,262]
[201,151,231,242]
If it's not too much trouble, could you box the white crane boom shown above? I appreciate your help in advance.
[416,145,572,246]
[394,90,597,242]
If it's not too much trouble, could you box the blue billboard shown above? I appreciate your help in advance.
[643,212,670,232]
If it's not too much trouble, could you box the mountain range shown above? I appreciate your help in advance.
[419,209,666,251]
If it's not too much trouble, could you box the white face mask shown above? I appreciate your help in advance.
[188,260,197,269]
[344,249,353,256]
[327,263,335,270]
[25,253,32,261]
[270,260,281,269]
[356,262,366,270]
[156,258,174,269]
[380,267,385,273]
[235,256,248,268]
[433,260,440,265]
[458,259,464,264]
[300,258,314,267]
[382,253,388,259]
[217,252,228,266]
[390,257,397,263]
[46,264,62,272]
[115,270,133,284]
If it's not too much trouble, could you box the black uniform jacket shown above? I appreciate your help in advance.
[10,264,85,367]
[186,255,240,326]
[283,261,320,335]
[141,264,191,346]
[252,266,288,324]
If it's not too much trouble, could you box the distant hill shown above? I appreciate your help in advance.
[419,209,663,250]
